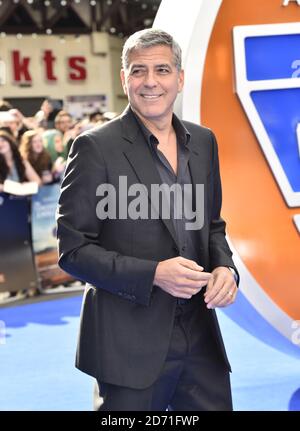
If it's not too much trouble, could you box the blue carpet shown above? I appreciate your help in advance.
[217,309,300,411]
[0,294,299,411]
[0,296,92,411]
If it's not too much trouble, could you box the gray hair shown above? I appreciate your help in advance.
[121,28,182,72]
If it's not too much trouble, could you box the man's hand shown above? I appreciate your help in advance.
[204,266,237,309]
[154,257,212,299]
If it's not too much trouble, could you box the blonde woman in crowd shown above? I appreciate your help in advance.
[19,130,53,184]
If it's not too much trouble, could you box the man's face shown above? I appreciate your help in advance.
[120,45,184,124]
[57,115,72,133]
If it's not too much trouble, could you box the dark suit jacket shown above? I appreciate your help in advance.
[56,106,238,389]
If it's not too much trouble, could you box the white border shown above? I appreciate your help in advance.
[154,0,222,120]
[297,123,300,157]
[293,214,300,232]
[227,238,297,342]
[233,22,300,207]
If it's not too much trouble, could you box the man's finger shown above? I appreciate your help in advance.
[206,275,214,293]
[178,257,203,272]
[204,274,225,304]
[183,267,212,281]
[209,287,237,308]
[207,285,229,308]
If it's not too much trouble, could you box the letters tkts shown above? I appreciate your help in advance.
[12,49,87,84]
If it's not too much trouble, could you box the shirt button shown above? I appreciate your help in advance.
[172,245,179,254]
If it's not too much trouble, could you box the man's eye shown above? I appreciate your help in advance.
[157,68,170,74]
[131,69,144,75]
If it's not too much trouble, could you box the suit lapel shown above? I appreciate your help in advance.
[120,107,179,248]
[188,138,210,248]
[188,147,208,191]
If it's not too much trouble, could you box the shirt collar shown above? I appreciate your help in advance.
[130,107,191,149]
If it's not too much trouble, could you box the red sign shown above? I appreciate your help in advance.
[11,49,87,84]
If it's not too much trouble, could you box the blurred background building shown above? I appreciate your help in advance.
[0,0,161,116]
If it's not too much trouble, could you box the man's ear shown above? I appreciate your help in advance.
[120,69,128,96]
[178,69,184,93]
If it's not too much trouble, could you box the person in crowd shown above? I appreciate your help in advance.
[57,28,239,411]
[54,111,73,139]
[0,129,41,299]
[102,111,119,123]
[42,129,68,181]
[65,118,98,154]
[0,111,19,140]
[0,126,14,137]
[35,98,61,129]
[0,109,31,145]
[0,100,13,111]
[8,109,30,142]
[89,111,104,124]
[0,130,41,192]
[19,130,53,184]
[54,110,78,155]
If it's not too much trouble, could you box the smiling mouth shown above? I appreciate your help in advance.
[140,94,162,99]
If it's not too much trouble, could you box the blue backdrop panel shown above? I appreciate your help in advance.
[0,193,38,293]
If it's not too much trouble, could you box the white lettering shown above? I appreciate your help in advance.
[291,320,300,345]
[119,175,128,219]
[95,177,205,230]
[282,0,300,6]
[100,415,135,429]
[297,123,300,158]
[96,183,116,219]
[291,60,300,78]
[128,183,148,219]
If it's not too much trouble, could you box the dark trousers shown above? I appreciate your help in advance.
[94,300,232,411]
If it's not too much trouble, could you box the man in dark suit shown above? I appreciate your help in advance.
[56,28,238,411]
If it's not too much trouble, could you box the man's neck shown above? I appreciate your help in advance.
[132,108,173,139]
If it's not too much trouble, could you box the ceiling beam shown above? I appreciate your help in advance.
[0,3,18,28]
[97,0,121,31]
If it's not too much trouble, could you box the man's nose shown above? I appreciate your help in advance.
[143,71,157,87]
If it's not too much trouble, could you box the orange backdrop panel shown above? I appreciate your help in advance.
[201,0,300,319]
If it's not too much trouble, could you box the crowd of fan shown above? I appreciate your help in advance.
[0,98,118,192]
[0,98,118,301]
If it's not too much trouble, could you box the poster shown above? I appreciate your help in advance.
[31,184,73,289]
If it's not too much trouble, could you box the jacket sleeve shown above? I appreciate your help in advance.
[208,130,239,285]
[56,133,158,306]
